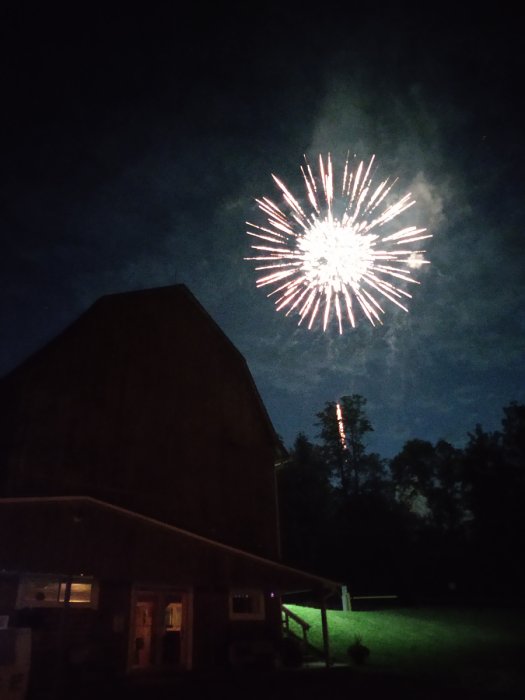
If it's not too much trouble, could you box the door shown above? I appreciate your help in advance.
[161,598,182,664]
[130,588,192,671]
[132,599,155,669]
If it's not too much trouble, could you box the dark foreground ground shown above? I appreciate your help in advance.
[29,665,525,700]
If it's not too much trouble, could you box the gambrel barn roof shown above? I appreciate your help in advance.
[0,285,285,558]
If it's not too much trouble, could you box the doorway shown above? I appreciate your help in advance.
[133,599,155,668]
[130,588,192,671]
[162,600,182,664]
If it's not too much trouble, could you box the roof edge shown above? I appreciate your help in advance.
[0,496,342,590]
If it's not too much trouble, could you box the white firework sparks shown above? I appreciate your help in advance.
[336,402,347,451]
[245,153,432,333]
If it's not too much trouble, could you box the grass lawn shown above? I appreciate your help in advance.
[285,604,525,693]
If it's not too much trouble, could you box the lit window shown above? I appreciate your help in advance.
[58,582,94,604]
[164,602,182,631]
[229,590,265,620]
[16,576,98,609]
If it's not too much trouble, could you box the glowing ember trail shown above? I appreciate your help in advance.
[336,402,347,451]
[245,153,432,332]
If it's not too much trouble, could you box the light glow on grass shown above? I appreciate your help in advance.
[285,604,525,690]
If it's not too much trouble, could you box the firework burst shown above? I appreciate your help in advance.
[245,153,432,333]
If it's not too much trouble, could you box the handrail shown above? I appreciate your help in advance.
[281,605,330,666]
[282,605,311,633]
[281,604,312,652]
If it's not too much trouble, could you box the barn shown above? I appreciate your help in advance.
[0,285,340,691]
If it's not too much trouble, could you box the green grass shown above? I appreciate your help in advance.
[285,604,525,692]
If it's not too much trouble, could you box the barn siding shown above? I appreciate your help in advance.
[0,286,281,558]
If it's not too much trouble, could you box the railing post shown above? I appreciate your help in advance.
[319,591,331,668]
[341,584,351,611]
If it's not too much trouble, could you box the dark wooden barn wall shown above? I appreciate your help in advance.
[0,499,332,593]
[0,286,280,558]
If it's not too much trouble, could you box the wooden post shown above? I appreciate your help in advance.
[319,591,330,668]
[341,584,351,611]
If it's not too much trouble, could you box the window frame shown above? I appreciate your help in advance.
[228,589,266,621]
[15,575,99,610]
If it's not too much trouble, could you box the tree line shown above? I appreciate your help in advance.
[277,396,525,601]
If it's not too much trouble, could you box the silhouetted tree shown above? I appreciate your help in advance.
[279,398,525,598]
[389,438,471,594]
[314,396,412,591]
[390,438,466,530]
[390,439,436,516]
[316,394,373,497]
[501,401,525,469]
[428,440,466,533]
[462,404,525,595]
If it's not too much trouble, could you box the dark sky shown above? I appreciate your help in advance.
[1,5,524,457]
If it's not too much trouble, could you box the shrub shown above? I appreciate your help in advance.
[347,635,370,666]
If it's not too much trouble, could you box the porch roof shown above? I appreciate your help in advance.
[0,496,342,595]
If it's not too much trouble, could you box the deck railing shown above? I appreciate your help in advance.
[281,604,310,647]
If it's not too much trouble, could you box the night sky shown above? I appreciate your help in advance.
[1,5,524,458]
